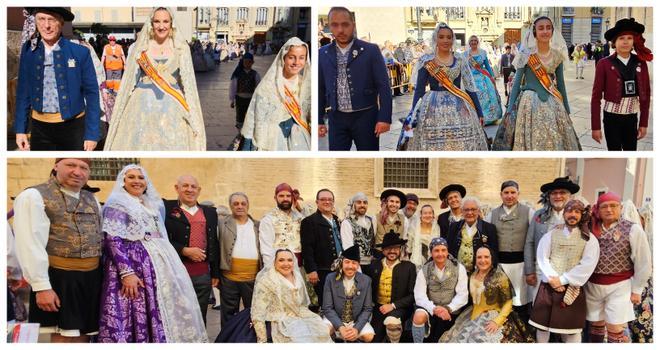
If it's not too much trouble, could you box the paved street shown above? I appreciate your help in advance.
[319,59,653,151]
[196,54,276,150]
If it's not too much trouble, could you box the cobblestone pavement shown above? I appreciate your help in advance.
[319,59,653,151]
[196,54,276,151]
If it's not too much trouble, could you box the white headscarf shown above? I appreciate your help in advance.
[103,164,167,241]
[241,37,311,149]
[105,7,206,150]
[513,16,569,69]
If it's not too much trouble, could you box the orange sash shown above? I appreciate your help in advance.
[527,53,563,102]
[425,60,476,110]
[469,55,496,85]
[136,51,190,111]
[283,85,310,134]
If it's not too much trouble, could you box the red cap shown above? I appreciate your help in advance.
[109,35,116,41]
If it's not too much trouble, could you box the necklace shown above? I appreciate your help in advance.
[434,54,453,67]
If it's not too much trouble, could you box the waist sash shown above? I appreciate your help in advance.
[425,60,476,110]
[283,85,310,134]
[528,53,563,102]
[136,51,190,111]
[31,110,84,123]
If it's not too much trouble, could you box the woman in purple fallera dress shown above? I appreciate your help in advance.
[98,164,207,342]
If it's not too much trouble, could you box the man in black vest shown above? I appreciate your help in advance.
[301,188,343,309]
[163,175,220,324]
[366,232,417,343]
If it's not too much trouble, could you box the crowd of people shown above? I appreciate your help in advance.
[7,158,653,343]
[13,7,311,152]
[318,7,652,151]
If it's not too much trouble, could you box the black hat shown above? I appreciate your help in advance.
[342,245,361,262]
[540,176,580,194]
[380,189,407,209]
[439,184,466,201]
[27,7,75,22]
[377,231,408,248]
[605,18,645,42]
[405,193,419,204]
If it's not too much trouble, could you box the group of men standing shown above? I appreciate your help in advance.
[10,159,653,343]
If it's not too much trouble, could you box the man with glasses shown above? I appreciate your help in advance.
[584,192,651,343]
[446,196,498,274]
[301,189,343,308]
[524,176,580,298]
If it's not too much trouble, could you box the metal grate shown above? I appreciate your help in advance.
[90,159,139,181]
[383,158,429,189]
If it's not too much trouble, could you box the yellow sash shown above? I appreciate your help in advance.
[136,51,190,111]
[425,60,476,111]
[528,53,563,102]
[283,85,310,134]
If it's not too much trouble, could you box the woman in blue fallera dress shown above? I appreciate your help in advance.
[463,35,502,125]
[405,23,488,151]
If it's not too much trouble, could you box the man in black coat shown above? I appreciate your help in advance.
[437,184,466,237]
[366,232,417,343]
[163,175,220,323]
[301,188,343,308]
[446,196,498,274]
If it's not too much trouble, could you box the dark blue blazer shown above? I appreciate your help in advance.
[15,37,101,141]
[318,39,392,124]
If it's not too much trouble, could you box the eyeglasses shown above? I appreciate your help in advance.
[599,203,620,210]
[318,198,334,202]
[463,208,479,212]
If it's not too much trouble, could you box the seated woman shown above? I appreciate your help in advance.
[440,245,533,343]
[241,37,311,151]
[251,249,332,343]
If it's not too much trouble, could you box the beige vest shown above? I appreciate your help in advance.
[376,212,405,246]
[549,226,587,275]
[32,177,102,259]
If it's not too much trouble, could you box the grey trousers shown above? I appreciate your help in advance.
[220,274,255,327]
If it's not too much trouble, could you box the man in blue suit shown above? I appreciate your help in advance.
[15,7,100,151]
[318,7,392,151]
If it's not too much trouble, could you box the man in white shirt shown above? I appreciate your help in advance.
[218,192,261,327]
[529,199,599,343]
[259,183,304,267]
[411,237,468,343]
[584,192,652,343]
[340,192,377,271]
[14,158,102,342]
[524,176,579,299]
[484,180,536,319]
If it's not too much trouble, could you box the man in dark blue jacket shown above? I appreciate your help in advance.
[318,7,392,151]
[15,7,100,151]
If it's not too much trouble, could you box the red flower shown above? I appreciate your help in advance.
[170,207,182,218]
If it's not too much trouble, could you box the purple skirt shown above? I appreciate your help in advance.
[98,236,167,342]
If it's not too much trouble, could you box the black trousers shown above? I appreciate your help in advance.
[423,312,456,343]
[30,116,85,150]
[603,111,638,151]
[502,67,515,96]
[190,273,212,324]
[235,96,252,128]
[328,108,379,151]
[219,274,255,327]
